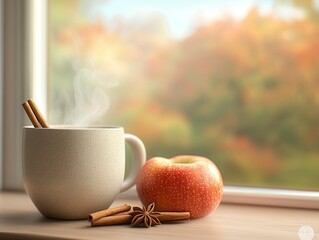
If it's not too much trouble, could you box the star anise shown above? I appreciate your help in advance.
[130,203,161,228]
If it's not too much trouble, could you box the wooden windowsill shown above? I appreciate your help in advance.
[0,189,318,240]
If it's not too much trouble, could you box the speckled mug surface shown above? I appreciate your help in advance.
[23,126,146,220]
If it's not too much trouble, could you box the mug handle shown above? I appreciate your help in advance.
[120,134,146,192]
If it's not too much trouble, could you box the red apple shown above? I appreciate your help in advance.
[136,155,223,219]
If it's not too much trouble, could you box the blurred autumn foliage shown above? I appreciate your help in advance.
[49,0,319,190]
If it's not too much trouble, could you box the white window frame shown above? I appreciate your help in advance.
[2,0,47,190]
[0,0,3,190]
[223,186,319,209]
[1,0,319,209]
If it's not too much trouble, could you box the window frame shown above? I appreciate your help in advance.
[0,0,3,190]
[224,186,319,209]
[2,0,319,209]
[2,0,48,190]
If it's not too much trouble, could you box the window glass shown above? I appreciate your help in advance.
[49,0,319,190]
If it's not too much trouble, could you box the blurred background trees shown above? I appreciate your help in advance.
[49,0,319,190]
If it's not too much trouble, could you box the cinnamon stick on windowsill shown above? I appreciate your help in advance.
[89,204,131,222]
[91,214,133,227]
[157,212,191,222]
[90,212,191,227]
[89,203,191,227]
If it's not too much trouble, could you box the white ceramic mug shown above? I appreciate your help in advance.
[22,126,146,220]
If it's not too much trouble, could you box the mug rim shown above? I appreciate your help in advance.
[23,125,123,130]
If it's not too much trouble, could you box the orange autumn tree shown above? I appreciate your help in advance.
[50,2,319,189]
[143,8,319,187]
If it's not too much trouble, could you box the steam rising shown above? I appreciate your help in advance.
[57,60,118,126]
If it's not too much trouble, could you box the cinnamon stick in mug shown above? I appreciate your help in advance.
[27,98,50,128]
[22,102,41,128]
